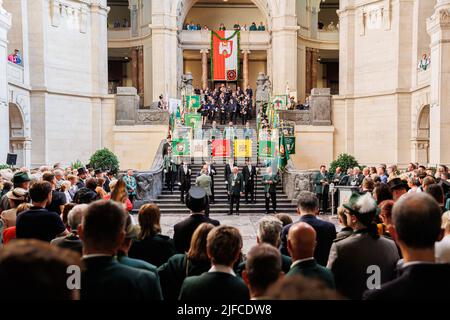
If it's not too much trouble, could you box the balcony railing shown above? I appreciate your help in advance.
[7,62,24,85]
[179,30,270,49]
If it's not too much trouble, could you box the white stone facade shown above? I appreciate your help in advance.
[1,0,450,169]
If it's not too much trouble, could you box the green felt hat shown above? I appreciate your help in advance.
[343,192,378,217]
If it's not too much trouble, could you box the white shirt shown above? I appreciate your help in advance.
[209,264,236,276]
[82,254,113,259]
[290,257,315,269]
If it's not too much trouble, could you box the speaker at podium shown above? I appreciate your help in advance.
[6,153,17,166]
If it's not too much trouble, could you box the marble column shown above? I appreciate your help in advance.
[242,50,250,90]
[131,47,139,91]
[138,46,144,99]
[271,23,299,95]
[311,48,319,91]
[0,1,11,163]
[200,49,209,90]
[427,0,450,164]
[305,48,312,96]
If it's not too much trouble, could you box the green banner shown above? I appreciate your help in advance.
[284,136,296,155]
[186,95,201,112]
[185,113,202,129]
[259,140,275,158]
[278,134,291,169]
[172,138,191,157]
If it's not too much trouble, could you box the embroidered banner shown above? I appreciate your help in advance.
[211,30,239,81]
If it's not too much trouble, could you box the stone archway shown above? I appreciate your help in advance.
[413,104,430,165]
[174,0,274,31]
[9,103,30,168]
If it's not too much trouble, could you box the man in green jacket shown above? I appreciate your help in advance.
[286,222,335,289]
[163,147,178,193]
[228,167,244,216]
[262,166,279,214]
[314,165,330,214]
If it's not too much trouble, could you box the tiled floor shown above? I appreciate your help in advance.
[158,213,340,254]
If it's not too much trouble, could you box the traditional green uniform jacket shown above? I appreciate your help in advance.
[286,258,336,289]
[164,154,177,172]
[196,174,212,196]
[262,174,278,193]
[228,172,244,195]
[314,171,329,194]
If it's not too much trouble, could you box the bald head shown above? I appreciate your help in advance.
[287,222,317,261]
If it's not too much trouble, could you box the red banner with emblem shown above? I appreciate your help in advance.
[211,30,239,81]
[212,139,231,157]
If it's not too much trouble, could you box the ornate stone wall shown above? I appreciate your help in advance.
[282,164,317,203]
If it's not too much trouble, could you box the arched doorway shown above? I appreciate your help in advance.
[9,103,29,168]
[414,105,430,165]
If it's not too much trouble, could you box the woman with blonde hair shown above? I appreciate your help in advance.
[157,223,214,300]
[128,204,176,267]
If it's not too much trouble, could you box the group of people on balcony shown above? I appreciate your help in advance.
[111,18,129,29]
[183,21,266,31]
[7,49,22,66]
[318,21,339,32]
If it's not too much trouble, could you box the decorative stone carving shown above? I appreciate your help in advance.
[278,110,311,125]
[49,0,93,33]
[136,109,170,125]
[256,73,271,103]
[180,72,194,96]
[359,0,391,36]
[282,165,317,203]
[310,88,332,126]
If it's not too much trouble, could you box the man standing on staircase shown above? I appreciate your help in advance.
[228,167,244,216]
[195,168,212,216]
[204,161,216,204]
[178,160,192,204]
[262,166,279,214]
[163,147,177,194]
[242,159,257,204]
[225,158,235,202]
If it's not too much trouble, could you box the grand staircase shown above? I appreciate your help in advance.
[154,119,298,215]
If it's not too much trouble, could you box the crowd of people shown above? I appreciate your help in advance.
[183,21,266,31]
[1,158,450,300]
[192,84,254,126]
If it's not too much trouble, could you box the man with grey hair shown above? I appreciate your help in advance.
[348,166,364,187]
[227,166,244,216]
[280,191,336,266]
[51,204,88,254]
[54,169,65,190]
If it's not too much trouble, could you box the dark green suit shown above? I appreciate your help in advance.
[179,272,250,301]
[287,258,335,289]
[262,173,278,214]
[158,254,211,300]
[81,256,162,300]
[314,171,330,213]
[228,172,244,215]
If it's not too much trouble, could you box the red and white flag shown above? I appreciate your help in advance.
[212,31,239,81]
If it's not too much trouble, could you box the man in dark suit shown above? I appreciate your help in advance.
[286,222,335,289]
[173,187,220,253]
[347,166,364,187]
[242,159,257,204]
[228,166,244,216]
[178,160,192,204]
[262,166,278,214]
[162,137,172,157]
[242,244,283,300]
[225,158,235,201]
[179,226,250,301]
[313,165,329,214]
[76,167,88,190]
[364,193,449,300]
[280,191,336,266]
[79,200,162,300]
